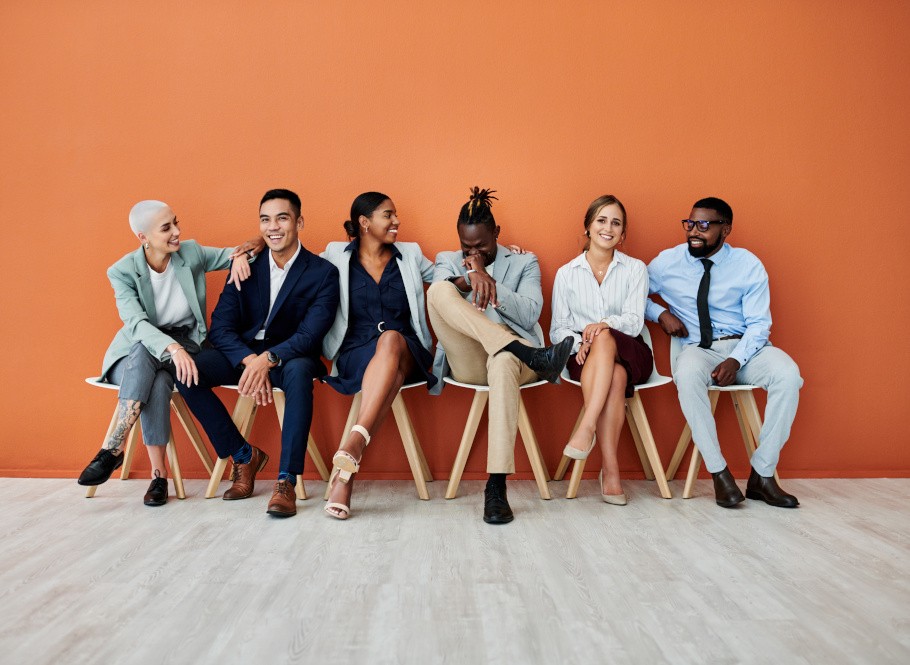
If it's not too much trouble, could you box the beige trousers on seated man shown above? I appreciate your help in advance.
[427,281,539,473]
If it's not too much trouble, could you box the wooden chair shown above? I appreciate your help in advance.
[663,336,779,499]
[323,381,433,501]
[204,385,329,500]
[552,326,673,499]
[83,378,214,499]
[443,378,552,500]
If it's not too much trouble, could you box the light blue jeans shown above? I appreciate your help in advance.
[674,340,803,477]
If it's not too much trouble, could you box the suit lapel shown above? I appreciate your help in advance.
[132,249,157,323]
[492,244,512,283]
[265,248,310,329]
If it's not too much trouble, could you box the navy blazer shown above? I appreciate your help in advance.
[208,243,340,367]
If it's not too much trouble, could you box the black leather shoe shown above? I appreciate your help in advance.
[526,337,574,383]
[143,471,168,507]
[483,483,514,524]
[711,467,745,508]
[77,449,124,486]
[746,468,799,508]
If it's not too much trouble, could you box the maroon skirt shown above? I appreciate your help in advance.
[566,329,653,398]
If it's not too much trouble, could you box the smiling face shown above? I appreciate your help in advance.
[586,203,625,251]
[686,207,730,258]
[361,199,399,243]
[259,198,302,255]
[138,205,181,255]
[458,222,500,266]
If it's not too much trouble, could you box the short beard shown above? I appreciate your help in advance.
[687,237,722,258]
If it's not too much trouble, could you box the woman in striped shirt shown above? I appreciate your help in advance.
[550,195,652,505]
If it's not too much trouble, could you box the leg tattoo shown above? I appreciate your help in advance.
[105,399,142,453]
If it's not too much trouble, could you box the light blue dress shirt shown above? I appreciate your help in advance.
[645,243,771,367]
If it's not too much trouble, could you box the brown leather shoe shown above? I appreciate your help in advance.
[266,479,297,517]
[746,468,799,508]
[223,446,269,500]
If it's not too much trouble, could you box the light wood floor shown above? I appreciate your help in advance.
[1,478,908,665]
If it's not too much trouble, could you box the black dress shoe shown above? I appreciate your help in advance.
[143,471,168,507]
[711,467,745,508]
[77,448,124,486]
[483,483,514,524]
[526,337,574,383]
[746,468,799,508]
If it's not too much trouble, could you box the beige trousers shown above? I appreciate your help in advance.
[427,281,538,473]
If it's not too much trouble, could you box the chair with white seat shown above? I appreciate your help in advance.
[443,377,552,500]
[552,326,673,499]
[323,381,433,501]
[83,378,215,499]
[663,336,779,499]
[204,385,330,500]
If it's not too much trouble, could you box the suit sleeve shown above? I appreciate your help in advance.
[199,244,234,272]
[269,264,341,361]
[108,265,176,361]
[207,274,255,367]
[491,256,543,331]
[419,252,434,283]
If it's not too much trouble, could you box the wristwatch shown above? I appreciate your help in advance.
[267,351,282,367]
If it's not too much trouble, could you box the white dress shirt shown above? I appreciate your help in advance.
[255,242,302,340]
[550,250,648,353]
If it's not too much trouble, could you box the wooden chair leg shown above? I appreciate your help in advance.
[307,434,330,482]
[205,457,229,499]
[737,390,780,483]
[565,458,586,499]
[407,412,433,482]
[295,475,307,500]
[86,407,123,498]
[165,433,186,499]
[625,401,655,480]
[391,394,430,500]
[517,397,552,500]
[554,408,585,481]
[682,445,702,499]
[170,393,214,474]
[626,393,672,499]
[445,391,488,499]
[325,394,363,500]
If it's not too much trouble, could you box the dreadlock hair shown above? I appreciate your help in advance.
[343,191,391,238]
[457,186,498,231]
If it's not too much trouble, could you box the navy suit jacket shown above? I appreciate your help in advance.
[208,243,340,367]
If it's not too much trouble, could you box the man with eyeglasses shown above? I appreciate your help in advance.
[646,197,803,508]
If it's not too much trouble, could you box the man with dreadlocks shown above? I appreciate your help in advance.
[427,187,573,524]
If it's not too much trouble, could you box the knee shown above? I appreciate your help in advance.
[150,371,174,399]
[773,362,804,393]
[376,330,407,356]
[282,358,318,389]
[427,280,455,307]
[673,361,710,390]
[127,342,156,368]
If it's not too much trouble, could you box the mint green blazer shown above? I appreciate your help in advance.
[100,240,234,379]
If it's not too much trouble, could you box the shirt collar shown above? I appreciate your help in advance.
[268,241,302,272]
[570,250,631,272]
[344,237,402,259]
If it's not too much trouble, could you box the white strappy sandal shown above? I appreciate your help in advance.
[331,424,371,483]
[324,468,351,520]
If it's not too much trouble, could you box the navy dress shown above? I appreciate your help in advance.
[326,243,436,394]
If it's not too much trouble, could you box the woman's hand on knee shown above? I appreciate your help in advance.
[169,345,199,386]
[582,322,609,344]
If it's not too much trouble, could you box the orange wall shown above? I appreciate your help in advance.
[2,1,908,480]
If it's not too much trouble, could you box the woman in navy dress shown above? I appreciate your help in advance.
[321,192,436,519]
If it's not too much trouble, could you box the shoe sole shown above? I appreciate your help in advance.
[745,490,799,507]
[716,495,745,508]
[483,514,515,524]
[144,498,168,507]
[266,508,296,517]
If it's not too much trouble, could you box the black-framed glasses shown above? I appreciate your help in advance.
[681,219,728,232]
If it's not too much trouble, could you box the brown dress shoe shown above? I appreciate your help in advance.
[711,467,745,508]
[266,479,297,517]
[746,468,799,508]
[223,446,269,500]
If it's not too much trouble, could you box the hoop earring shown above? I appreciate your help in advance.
[584,231,590,237]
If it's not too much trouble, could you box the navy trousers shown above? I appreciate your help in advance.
[177,346,323,475]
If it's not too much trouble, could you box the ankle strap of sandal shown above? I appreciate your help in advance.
[350,424,371,446]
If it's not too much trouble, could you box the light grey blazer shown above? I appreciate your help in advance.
[430,244,545,393]
[101,240,234,379]
[320,241,434,374]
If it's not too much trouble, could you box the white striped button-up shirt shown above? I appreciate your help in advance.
[550,251,648,353]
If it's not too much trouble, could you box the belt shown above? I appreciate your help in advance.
[714,334,743,341]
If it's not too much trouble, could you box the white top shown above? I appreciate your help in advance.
[550,250,648,353]
[255,242,302,340]
[148,259,194,330]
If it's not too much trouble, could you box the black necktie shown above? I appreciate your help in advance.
[697,259,713,349]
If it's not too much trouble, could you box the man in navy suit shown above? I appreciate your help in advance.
[178,189,339,517]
